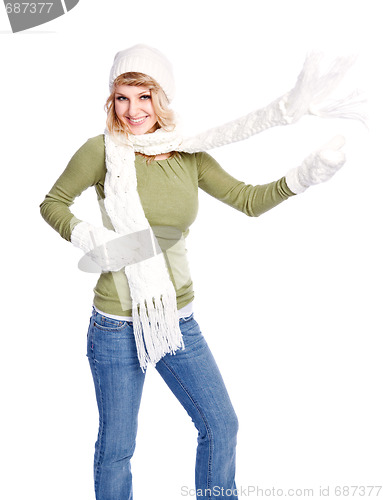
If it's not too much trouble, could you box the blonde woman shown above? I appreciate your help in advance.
[40,44,354,499]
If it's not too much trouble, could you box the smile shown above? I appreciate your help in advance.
[126,116,148,124]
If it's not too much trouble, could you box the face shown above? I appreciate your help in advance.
[114,85,158,135]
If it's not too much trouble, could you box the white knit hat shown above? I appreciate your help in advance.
[109,44,176,102]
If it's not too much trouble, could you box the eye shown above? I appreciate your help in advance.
[116,96,128,101]
[140,94,151,100]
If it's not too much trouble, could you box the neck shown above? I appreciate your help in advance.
[136,151,174,163]
[153,153,171,160]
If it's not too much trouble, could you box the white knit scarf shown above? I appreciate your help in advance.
[101,54,366,370]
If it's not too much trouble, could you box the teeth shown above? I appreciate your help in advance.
[129,117,146,124]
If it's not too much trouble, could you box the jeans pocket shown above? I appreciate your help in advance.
[180,317,204,349]
[179,312,194,325]
[89,315,137,362]
[93,315,127,332]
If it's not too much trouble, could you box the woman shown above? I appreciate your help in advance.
[40,44,353,499]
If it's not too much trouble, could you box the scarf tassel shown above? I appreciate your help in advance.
[310,90,368,126]
[132,291,185,371]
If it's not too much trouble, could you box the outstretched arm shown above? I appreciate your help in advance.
[197,152,295,217]
[196,135,346,217]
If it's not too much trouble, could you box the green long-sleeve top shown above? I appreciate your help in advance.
[40,134,295,316]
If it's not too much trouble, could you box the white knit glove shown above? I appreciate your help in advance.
[285,135,346,194]
[70,221,138,273]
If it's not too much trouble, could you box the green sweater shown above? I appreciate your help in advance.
[40,134,295,316]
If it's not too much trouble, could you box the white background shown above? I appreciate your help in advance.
[1,1,382,499]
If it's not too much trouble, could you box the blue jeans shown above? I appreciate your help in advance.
[87,307,238,500]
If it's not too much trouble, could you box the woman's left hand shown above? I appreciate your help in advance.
[285,135,346,194]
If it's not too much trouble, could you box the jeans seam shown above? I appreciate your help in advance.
[89,346,105,497]
[160,357,214,497]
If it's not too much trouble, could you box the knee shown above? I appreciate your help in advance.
[199,410,239,449]
[97,424,137,467]
[213,412,239,455]
[222,411,239,445]
[98,440,136,468]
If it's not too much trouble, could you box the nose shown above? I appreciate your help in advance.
[127,99,140,117]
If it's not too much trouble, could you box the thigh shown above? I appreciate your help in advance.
[155,315,238,433]
[87,309,145,441]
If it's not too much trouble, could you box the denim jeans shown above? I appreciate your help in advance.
[87,307,238,500]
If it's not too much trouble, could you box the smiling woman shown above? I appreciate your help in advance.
[104,71,177,161]
[39,43,362,500]
[105,71,176,135]
[114,86,158,134]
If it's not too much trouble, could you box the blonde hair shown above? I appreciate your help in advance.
[105,71,176,140]
[105,72,178,162]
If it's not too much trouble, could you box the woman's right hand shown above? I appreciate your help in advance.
[71,221,129,273]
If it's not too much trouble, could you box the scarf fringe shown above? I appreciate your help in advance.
[132,290,185,371]
[309,90,368,126]
[279,52,362,124]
